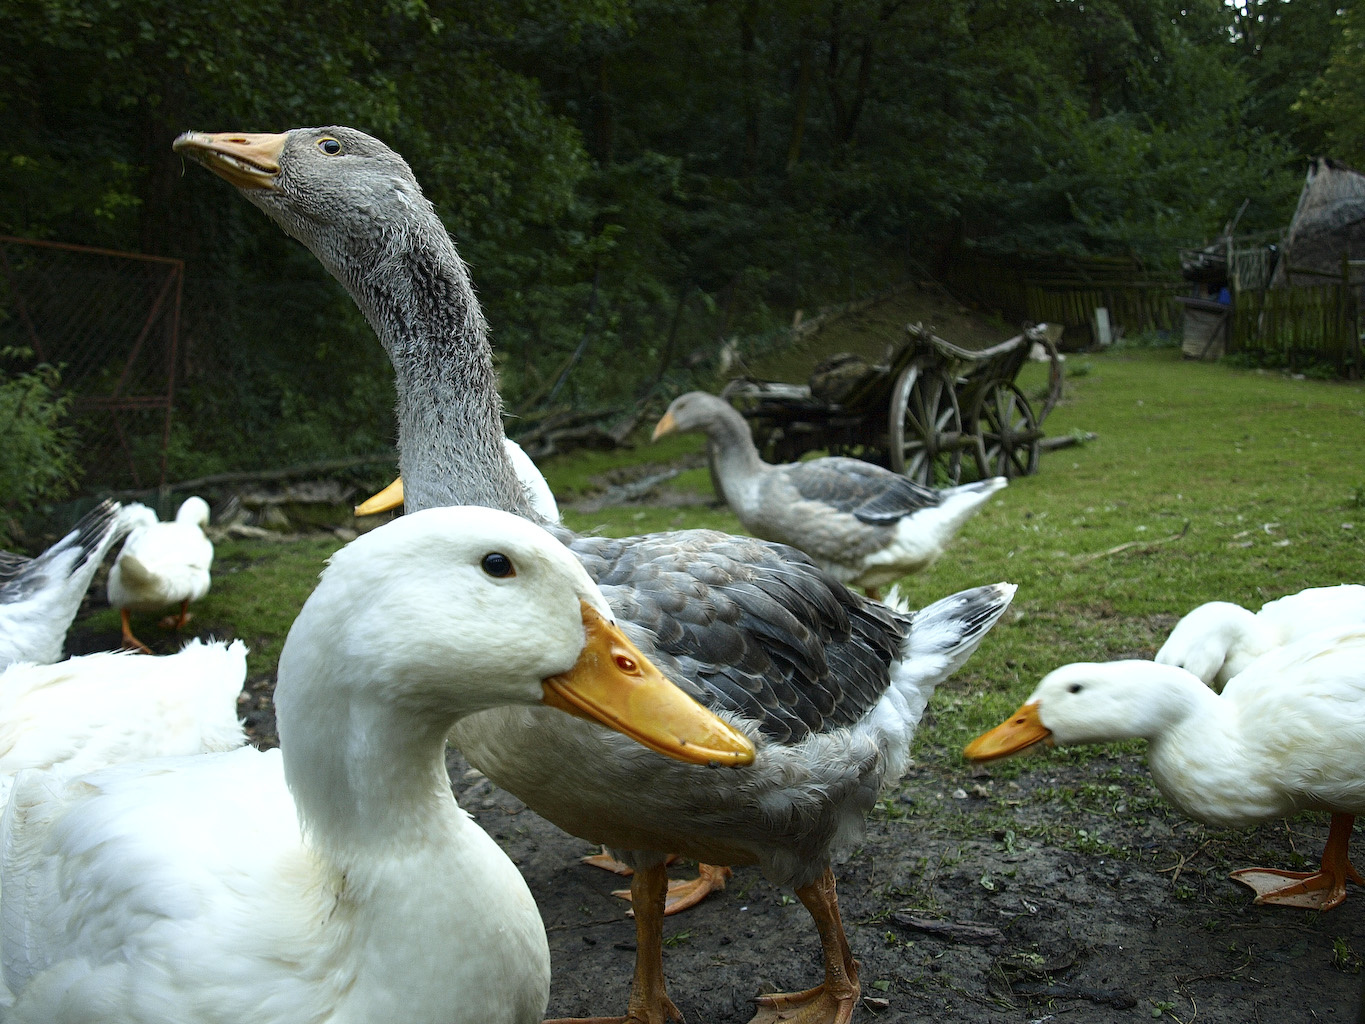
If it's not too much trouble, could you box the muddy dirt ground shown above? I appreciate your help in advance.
[442,749,1364,1024]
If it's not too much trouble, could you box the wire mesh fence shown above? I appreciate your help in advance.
[0,236,180,490]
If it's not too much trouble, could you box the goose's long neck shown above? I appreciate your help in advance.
[705,404,769,489]
[335,214,535,518]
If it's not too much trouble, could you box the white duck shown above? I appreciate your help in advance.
[0,638,248,807]
[965,627,1365,911]
[0,500,136,669]
[175,125,1016,1024]
[654,390,1007,599]
[1156,584,1365,690]
[107,497,215,653]
[0,506,753,1023]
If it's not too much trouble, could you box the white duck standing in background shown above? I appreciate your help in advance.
[966,626,1365,911]
[653,391,1007,600]
[0,500,138,669]
[0,639,248,807]
[1156,584,1365,690]
[0,506,753,1024]
[107,497,214,653]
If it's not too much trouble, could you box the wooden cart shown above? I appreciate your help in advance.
[720,323,1064,487]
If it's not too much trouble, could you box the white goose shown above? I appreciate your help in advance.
[175,126,1015,1024]
[1156,584,1365,690]
[0,506,752,1023]
[965,627,1365,911]
[0,500,136,669]
[654,390,1007,598]
[0,639,248,807]
[107,497,215,653]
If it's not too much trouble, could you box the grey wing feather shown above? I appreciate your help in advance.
[0,500,123,604]
[782,458,942,524]
[561,526,909,744]
[0,551,34,588]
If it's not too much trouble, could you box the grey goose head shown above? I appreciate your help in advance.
[173,127,443,292]
[653,391,748,442]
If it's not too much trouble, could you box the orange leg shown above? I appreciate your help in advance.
[547,861,681,1024]
[119,608,152,655]
[582,849,679,876]
[1230,813,1361,911]
[585,850,728,916]
[614,863,733,916]
[158,599,193,631]
[750,866,860,1024]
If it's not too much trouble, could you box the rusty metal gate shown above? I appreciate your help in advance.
[0,235,182,489]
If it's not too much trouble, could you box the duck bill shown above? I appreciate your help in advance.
[355,477,405,516]
[173,131,286,191]
[543,603,755,768]
[651,411,678,441]
[963,701,1052,761]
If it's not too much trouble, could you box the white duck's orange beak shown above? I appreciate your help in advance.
[355,478,405,516]
[543,602,755,768]
[173,131,286,191]
[963,701,1052,761]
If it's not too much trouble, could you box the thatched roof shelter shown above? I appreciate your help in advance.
[1272,158,1365,287]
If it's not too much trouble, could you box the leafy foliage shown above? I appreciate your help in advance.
[0,0,1349,483]
[0,348,80,545]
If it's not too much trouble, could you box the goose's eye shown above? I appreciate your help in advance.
[318,137,342,156]
[481,552,515,578]
[1067,683,1083,694]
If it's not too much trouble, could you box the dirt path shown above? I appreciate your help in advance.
[453,741,1363,1023]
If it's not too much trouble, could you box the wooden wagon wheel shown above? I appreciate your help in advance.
[971,379,1041,479]
[888,364,963,486]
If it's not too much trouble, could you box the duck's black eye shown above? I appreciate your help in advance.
[481,552,515,578]
[318,137,342,156]
[1067,683,1083,694]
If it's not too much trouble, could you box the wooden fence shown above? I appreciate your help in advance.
[942,251,1184,346]
[941,247,1363,376]
[1229,271,1361,377]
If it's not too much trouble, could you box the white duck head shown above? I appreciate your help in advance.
[963,660,1214,759]
[277,505,754,776]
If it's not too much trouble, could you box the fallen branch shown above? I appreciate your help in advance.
[1157,839,1213,885]
[1075,520,1190,563]
[107,453,398,500]
[1039,431,1097,451]
[1008,982,1136,1010]
[890,914,1003,945]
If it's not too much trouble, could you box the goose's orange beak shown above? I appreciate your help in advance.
[543,603,755,768]
[963,702,1051,761]
[173,131,286,191]
[651,410,678,441]
[355,478,405,516]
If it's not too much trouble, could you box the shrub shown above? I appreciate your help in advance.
[0,348,81,546]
